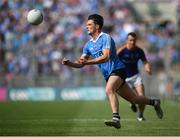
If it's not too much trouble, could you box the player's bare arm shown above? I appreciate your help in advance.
[144,61,152,75]
[62,54,89,68]
[135,46,152,75]
[80,48,110,65]
[62,57,83,68]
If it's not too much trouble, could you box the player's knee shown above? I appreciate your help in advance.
[105,85,114,95]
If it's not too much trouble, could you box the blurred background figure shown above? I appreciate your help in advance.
[117,32,152,122]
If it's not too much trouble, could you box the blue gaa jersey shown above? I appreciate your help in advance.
[118,46,147,78]
[83,32,125,79]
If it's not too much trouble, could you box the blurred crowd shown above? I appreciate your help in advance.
[0,0,180,84]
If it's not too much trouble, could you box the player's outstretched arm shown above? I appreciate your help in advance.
[62,57,84,68]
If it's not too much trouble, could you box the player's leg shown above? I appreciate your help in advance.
[133,75,146,121]
[134,84,146,121]
[126,77,137,113]
[104,75,123,129]
[129,88,137,113]
[116,82,163,119]
[105,76,120,114]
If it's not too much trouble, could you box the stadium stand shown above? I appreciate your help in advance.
[0,0,179,98]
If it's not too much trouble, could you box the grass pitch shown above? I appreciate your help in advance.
[0,99,180,136]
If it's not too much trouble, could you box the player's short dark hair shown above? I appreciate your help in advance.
[127,32,137,38]
[88,14,104,30]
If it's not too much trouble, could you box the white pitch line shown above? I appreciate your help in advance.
[0,118,136,122]
[65,118,136,122]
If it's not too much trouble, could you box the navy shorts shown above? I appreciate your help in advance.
[106,68,127,85]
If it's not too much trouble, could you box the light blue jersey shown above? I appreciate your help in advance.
[83,32,125,79]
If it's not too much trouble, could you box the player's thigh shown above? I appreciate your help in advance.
[135,84,145,96]
[106,75,123,92]
[117,82,137,103]
[126,80,138,95]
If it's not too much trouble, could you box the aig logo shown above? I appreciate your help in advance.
[94,51,103,58]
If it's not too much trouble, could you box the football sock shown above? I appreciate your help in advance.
[112,113,120,121]
[137,112,143,118]
[149,99,155,106]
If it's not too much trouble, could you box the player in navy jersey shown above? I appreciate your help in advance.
[62,14,163,129]
[117,32,152,121]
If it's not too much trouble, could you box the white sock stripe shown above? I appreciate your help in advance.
[112,117,120,121]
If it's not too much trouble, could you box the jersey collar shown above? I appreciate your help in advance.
[90,32,104,43]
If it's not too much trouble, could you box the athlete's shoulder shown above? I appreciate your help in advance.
[101,32,109,36]
[100,32,114,44]
[117,45,126,55]
[101,32,113,39]
[135,45,144,52]
[100,32,111,39]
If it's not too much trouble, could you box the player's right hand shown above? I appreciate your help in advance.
[62,58,70,65]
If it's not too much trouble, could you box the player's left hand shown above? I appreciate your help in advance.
[62,57,70,65]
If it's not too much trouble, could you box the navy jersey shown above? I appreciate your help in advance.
[83,32,125,79]
[118,46,147,78]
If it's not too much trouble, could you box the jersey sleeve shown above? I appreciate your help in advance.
[83,42,91,56]
[139,48,147,62]
[102,34,111,49]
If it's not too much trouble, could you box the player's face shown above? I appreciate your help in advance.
[86,20,97,35]
[127,35,136,49]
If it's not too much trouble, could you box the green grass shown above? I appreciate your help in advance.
[0,99,180,136]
